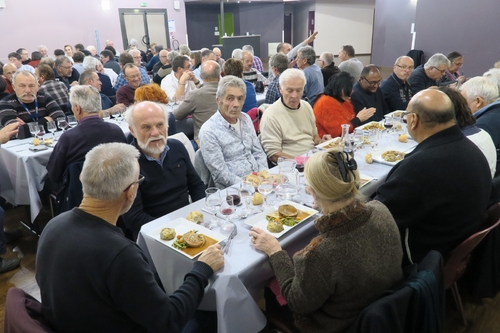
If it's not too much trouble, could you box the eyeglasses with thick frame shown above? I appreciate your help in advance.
[123,174,145,192]
[361,77,383,87]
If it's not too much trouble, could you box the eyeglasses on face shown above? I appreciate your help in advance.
[396,64,414,71]
[123,174,145,192]
[362,77,383,86]
[433,67,447,74]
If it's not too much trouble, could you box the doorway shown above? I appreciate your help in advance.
[119,8,170,52]
[284,13,292,43]
[308,11,315,47]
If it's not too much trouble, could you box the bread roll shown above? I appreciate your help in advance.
[160,228,176,240]
[186,211,204,224]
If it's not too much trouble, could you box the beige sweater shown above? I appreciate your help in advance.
[269,200,403,333]
[260,99,318,158]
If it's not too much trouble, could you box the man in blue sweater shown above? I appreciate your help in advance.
[123,101,206,239]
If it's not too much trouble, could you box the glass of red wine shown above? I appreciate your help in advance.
[226,187,241,206]
[220,195,236,237]
[383,116,394,135]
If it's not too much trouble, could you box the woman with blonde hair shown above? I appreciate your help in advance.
[250,150,403,333]
[134,84,177,135]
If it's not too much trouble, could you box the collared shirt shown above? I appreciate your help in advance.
[252,56,264,73]
[113,67,150,90]
[160,72,196,101]
[143,144,170,166]
[39,80,69,109]
[474,100,500,118]
[265,74,281,104]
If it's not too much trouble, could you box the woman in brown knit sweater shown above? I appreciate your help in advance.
[250,150,403,333]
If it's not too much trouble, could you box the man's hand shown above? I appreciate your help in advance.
[198,244,224,272]
[179,71,192,85]
[357,107,376,122]
[304,31,318,45]
[15,117,26,125]
[0,122,20,144]
[112,103,126,113]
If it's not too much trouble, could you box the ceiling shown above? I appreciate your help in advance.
[184,0,313,4]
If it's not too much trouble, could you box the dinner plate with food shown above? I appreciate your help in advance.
[360,121,385,131]
[244,200,318,238]
[246,170,283,188]
[315,137,342,149]
[373,148,407,166]
[385,110,406,118]
[148,217,225,259]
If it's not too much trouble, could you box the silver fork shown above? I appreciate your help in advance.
[222,226,237,254]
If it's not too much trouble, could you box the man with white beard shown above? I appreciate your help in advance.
[122,101,205,239]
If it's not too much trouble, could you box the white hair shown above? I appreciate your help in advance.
[38,45,47,51]
[483,68,500,97]
[69,85,102,113]
[242,45,254,55]
[232,48,243,60]
[124,101,170,131]
[81,143,140,200]
[424,53,451,70]
[216,75,246,100]
[129,49,141,56]
[460,76,499,105]
[279,68,306,87]
[82,56,99,70]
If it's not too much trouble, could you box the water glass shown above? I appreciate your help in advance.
[47,121,57,138]
[219,195,236,237]
[37,125,46,140]
[28,122,39,139]
[205,187,222,229]
[57,117,68,132]
[240,177,255,217]
[370,130,380,151]
[258,176,273,208]
[67,115,77,128]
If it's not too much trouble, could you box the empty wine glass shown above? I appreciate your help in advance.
[205,187,222,229]
[112,109,121,122]
[47,121,57,138]
[57,117,68,132]
[37,125,46,140]
[370,129,380,151]
[28,122,39,139]
[102,110,110,121]
[67,115,77,128]
[240,176,255,217]
[219,195,236,237]
[258,176,273,208]
[167,97,175,111]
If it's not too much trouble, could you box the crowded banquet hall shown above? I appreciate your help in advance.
[1,0,500,332]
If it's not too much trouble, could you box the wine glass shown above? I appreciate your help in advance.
[67,115,77,128]
[219,195,236,237]
[205,188,222,229]
[57,117,68,133]
[28,122,39,140]
[258,176,273,208]
[240,176,255,217]
[47,121,57,138]
[102,110,110,121]
[370,129,380,151]
[167,97,175,111]
[37,125,46,140]
[384,116,394,134]
[112,109,121,122]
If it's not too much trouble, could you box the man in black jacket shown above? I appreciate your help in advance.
[380,56,414,111]
[375,89,491,264]
[351,65,389,123]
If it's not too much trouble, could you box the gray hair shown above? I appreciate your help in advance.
[81,143,140,200]
[129,49,141,57]
[424,53,451,70]
[179,44,191,56]
[242,45,254,55]
[216,75,246,100]
[460,76,499,105]
[129,38,139,47]
[40,57,54,68]
[279,68,306,87]
[167,50,179,64]
[55,55,71,67]
[154,45,163,54]
[38,45,47,51]
[483,69,500,96]
[78,69,97,85]
[69,85,102,114]
[299,46,316,66]
[200,60,221,80]
[83,56,99,70]
[12,70,37,84]
[269,53,288,74]
[320,52,334,66]
[124,101,170,131]
[201,49,214,60]
[232,48,243,60]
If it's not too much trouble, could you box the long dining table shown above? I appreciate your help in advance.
[137,122,418,333]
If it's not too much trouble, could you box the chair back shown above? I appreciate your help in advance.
[4,287,55,333]
[443,203,500,288]
[52,160,85,216]
[406,50,424,68]
[175,117,194,140]
[194,149,215,188]
[169,132,195,165]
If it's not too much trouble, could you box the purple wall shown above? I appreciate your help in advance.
[371,0,416,67]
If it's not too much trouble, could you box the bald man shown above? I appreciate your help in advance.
[2,63,16,93]
[213,47,225,69]
[380,56,414,111]
[375,89,491,264]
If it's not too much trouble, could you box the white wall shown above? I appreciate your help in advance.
[314,2,375,56]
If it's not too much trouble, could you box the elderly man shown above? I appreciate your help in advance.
[296,46,323,105]
[0,71,64,139]
[79,69,126,114]
[46,85,126,184]
[213,47,225,69]
[2,63,16,94]
[193,50,216,84]
[351,65,390,122]
[122,102,205,239]
[153,50,177,85]
[380,56,414,111]
[8,52,35,74]
[146,45,163,71]
[319,52,340,87]
[242,50,267,84]
[175,60,220,141]
[37,142,223,332]
[100,49,121,75]
[116,64,142,106]
[113,53,150,90]
[199,75,267,188]
[265,53,288,104]
[260,69,321,163]
[86,45,99,58]
[54,56,80,89]
[337,45,363,82]
[38,45,49,58]
[130,49,145,68]
[242,45,264,73]
[36,64,69,113]
[277,32,318,63]
[375,89,491,264]
[17,48,31,65]
[152,49,168,76]
[460,76,500,175]
[161,55,200,102]
[408,53,450,95]
[82,56,115,97]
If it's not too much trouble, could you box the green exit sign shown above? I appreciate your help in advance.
[140,2,147,7]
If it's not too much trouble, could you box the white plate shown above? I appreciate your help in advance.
[359,121,385,131]
[244,200,318,238]
[359,174,375,189]
[316,137,341,149]
[147,217,225,259]
[385,110,406,118]
[373,148,407,166]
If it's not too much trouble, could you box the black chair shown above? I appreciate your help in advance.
[50,160,85,216]
[108,95,116,106]
[406,50,424,68]
[175,118,194,140]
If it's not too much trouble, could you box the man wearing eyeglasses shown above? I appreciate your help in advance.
[161,55,200,102]
[116,64,143,107]
[381,56,414,111]
[408,53,450,95]
[351,65,389,123]
[54,56,80,89]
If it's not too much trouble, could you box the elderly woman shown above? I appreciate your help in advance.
[134,84,177,136]
[250,150,403,333]
[439,86,496,177]
[223,58,258,113]
[439,51,466,86]
[313,72,375,138]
